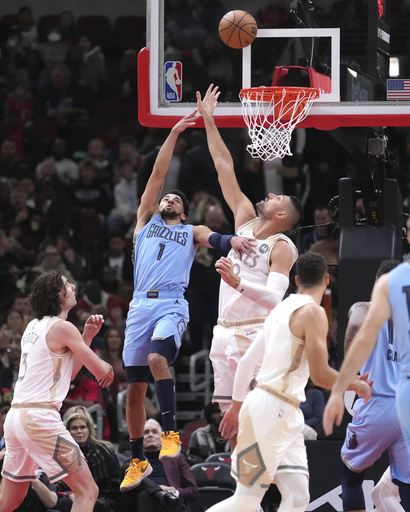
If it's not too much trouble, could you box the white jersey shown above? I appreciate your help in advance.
[12,316,74,410]
[256,294,314,404]
[218,218,298,321]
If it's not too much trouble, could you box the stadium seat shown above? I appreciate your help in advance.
[190,462,236,512]
[205,452,232,465]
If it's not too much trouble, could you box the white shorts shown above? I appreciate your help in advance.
[231,388,308,489]
[210,323,264,412]
[2,406,84,483]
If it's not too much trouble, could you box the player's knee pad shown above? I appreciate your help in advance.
[396,480,410,512]
[341,462,366,511]
[275,473,310,512]
[149,335,179,364]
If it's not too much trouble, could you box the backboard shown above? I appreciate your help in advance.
[140,0,410,129]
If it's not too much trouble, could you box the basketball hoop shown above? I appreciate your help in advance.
[239,86,320,161]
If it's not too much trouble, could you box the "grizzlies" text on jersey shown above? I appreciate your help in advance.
[146,223,188,246]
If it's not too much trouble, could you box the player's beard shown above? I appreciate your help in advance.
[160,208,180,220]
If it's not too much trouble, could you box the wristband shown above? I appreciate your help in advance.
[208,232,237,253]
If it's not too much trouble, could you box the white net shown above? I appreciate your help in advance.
[240,87,319,161]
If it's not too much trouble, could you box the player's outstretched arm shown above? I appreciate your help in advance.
[214,243,292,310]
[193,224,256,258]
[197,84,255,228]
[135,109,198,233]
[48,320,113,386]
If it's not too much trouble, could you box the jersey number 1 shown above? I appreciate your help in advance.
[157,243,165,260]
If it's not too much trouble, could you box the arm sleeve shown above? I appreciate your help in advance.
[235,271,289,310]
[232,329,265,402]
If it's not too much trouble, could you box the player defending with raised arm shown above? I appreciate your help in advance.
[120,110,256,492]
[207,252,371,512]
[197,84,303,447]
[324,220,410,457]
[0,270,114,512]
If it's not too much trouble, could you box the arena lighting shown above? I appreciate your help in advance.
[389,57,400,77]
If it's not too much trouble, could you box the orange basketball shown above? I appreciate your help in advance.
[218,10,258,49]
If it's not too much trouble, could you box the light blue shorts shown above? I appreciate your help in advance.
[123,291,188,367]
[341,395,410,483]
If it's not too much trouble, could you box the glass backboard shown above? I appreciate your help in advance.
[139,0,410,129]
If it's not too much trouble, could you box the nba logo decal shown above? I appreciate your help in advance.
[165,61,182,102]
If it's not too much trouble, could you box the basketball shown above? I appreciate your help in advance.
[218,10,258,49]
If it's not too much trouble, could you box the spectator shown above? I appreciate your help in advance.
[70,279,128,333]
[3,186,44,251]
[100,326,127,444]
[34,63,93,125]
[117,418,198,512]
[107,157,138,233]
[55,231,85,283]
[85,138,113,194]
[69,157,112,256]
[62,366,103,414]
[299,204,333,253]
[100,326,127,402]
[187,402,230,465]
[99,231,133,298]
[14,49,49,96]
[107,48,137,123]
[5,6,38,70]
[58,10,76,47]
[0,341,21,392]
[56,411,121,512]
[32,242,78,288]
[77,34,107,96]
[9,292,31,328]
[0,331,11,371]
[37,26,68,70]
[4,81,33,123]
[185,203,230,352]
[39,176,74,239]
[1,309,25,337]
[48,137,79,185]
[0,229,24,308]
[0,138,30,186]
[11,469,59,512]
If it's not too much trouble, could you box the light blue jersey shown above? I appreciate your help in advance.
[389,261,410,377]
[133,213,195,292]
[360,319,399,397]
[123,214,196,367]
[388,261,410,456]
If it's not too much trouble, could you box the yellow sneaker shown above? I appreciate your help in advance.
[159,430,182,460]
[120,458,152,492]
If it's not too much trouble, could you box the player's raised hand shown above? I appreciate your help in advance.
[230,235,257,258]
[215,257,239,288]
[197,83,221,117]
[83,314,104,341]
[173,109,199,134]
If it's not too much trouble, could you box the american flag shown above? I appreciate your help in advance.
[387,79,410,100]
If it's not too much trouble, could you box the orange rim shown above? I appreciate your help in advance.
[240,86,320,101]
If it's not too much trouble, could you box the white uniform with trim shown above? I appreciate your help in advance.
[2,316,84,483]
[210,218,298,408]
[231,294,313,488]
